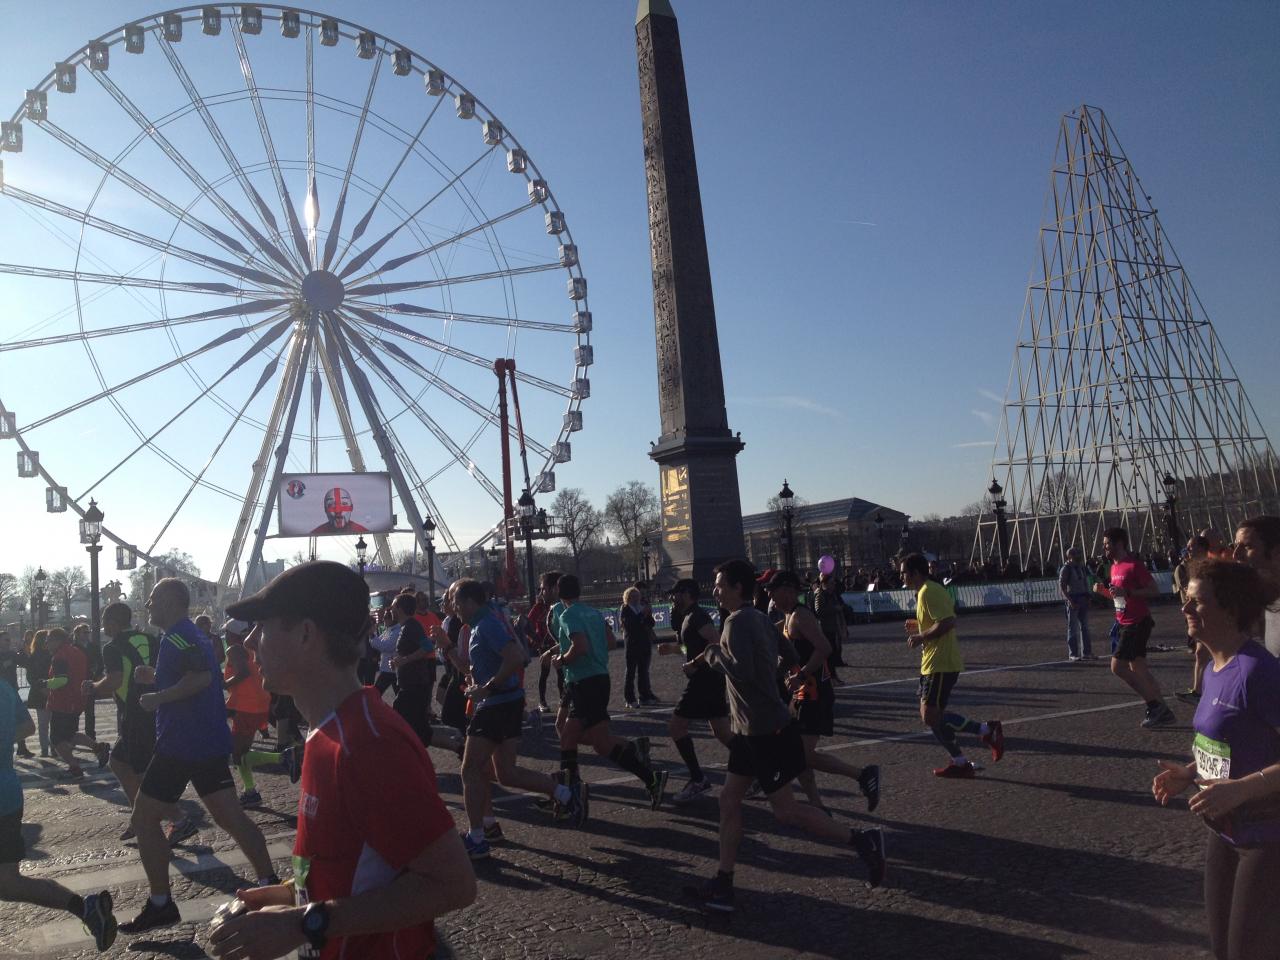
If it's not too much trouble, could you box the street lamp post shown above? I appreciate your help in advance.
[779,479,796,571]
[33,566,47,628]
[874,512,885,566]
[423,515,437,608]
[355,535,368,579]
[79,498,104,742]
[641,536,652,582]
[518,487,538,606]
[1162,472,1182,552]
[989,479,1010,572]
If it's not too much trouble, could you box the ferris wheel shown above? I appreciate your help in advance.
[0,4,592,604]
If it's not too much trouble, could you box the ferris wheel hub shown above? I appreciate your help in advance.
[300,270,345,310]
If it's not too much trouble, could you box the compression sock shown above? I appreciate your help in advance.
[609,741,652,784]
[560,748,579,785]
[245,749,282,768]
[539,661,551,703]
[943,712,983,736]
[929,721,963,758]
[236,759,256,791]
[674,735,703,782]
[66,894,84,917]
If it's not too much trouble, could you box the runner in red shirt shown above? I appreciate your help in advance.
[211,561,475,960]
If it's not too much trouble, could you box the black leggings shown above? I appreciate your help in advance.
[1204,830,1280,960]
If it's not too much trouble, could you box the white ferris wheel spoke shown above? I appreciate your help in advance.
[346,304,574,399]
[305,23,318,265]
[336,145,498,281]
[146,349,286,556]
[364,330,553,460]
[343,199,538,286]
[231,20,315,271]
[0,298,289,353]
[0,262,268,297]
[33,119,277,274]
[346,298,576,334]
[345,261,561,299]
[328,98,445,272]
[320,37,386,270]
[89,64,300,279]
[76,310,293,500]
[22,313,283,433]
[335,316,504,504]
[0,184,286,290]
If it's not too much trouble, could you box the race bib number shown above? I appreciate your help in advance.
[1194,733,1231,781]
[1112,595,1126,614]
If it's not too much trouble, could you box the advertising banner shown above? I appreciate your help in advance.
[277,473,393,537]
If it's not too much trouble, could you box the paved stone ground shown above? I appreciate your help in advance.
[1,601,1217,959]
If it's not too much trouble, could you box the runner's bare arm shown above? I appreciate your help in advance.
[792,607,830,675]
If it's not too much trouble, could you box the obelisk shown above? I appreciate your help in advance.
[637,0,745,585]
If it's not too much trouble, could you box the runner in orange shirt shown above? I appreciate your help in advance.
[222,620,284,807]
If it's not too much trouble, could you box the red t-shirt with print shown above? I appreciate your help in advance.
[293,687,455,959]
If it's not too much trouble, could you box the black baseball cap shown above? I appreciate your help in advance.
[764,570,804,591]
[665,578,700,599]
[226,561,369,637]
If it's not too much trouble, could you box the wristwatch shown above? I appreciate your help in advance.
[301,901,330,951]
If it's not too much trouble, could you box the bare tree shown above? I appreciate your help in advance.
[0,573,17,615]
[49,566,88,625]
[605,481,660,577]
[129,549,201,603]
[552,488,604,574]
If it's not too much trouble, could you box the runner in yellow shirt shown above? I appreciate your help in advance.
[900,553,1005,779]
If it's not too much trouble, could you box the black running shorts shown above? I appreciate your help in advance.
[467,697,526,743]
[566,674,611,730]
[140,753,234,805]
[49,710,80,746]
[918,672,960,710]
[793,679,835,737]
[1114,617,1155,661]
[111,710,156,774]
[674,675,729,721]
[0,810,23,864]
[726,722,807,796]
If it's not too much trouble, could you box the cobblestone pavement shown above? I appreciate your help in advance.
[1,602,1216,959]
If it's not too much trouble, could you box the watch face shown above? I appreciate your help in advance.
[304,905,326,933]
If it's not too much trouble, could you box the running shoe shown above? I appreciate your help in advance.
[483,822,505,843]
[1141,704,1177,728]
[164,816,198,847]
[94,742,111,770]
[118,897,180,934]
[1176,689,1202,705]
[981,720,1005,763]
[639,696,661,707]
[857,764,881,813]
[239,789,263,808]
[854,827,887,889]
[61,767,86,782]
[684,874,735,913]
[565,780,590,827]
[933,761,976,779]
[540,769,566,812]
[461,833,491,860]
[671,779,712,806]
[527,708,543,733]
[81,890,117,952]
[282,743,304,784]
[15,743,33,758]
[1067,655,1082,662]
[538,701,552,713]
[624,700,638,710]
[647,769,669,811]
[634,736,652,769]
[119,824,136,842]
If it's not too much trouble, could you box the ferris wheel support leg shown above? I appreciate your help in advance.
[329,321,434,581]
[215,324,312,609]
[315,323,393,568]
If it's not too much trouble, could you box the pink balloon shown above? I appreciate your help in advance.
[818,554,836,575]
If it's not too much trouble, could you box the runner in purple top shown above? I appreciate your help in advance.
[1152,560,1280,960]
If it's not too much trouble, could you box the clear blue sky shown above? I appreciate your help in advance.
[0,0,1276,583]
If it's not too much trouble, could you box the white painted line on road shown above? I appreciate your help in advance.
[495,696,1148,800]
[24,832,297,885]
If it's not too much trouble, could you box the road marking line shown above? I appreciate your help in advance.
[23,833,297,885]
[494,697,1147,800]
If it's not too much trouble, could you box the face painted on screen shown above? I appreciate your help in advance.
[323,487,355,528]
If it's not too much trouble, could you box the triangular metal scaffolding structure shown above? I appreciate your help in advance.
[975,104,1279,573]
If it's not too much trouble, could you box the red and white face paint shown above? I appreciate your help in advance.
[323,487,355,528]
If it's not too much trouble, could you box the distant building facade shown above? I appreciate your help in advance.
[742,498,910,574]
